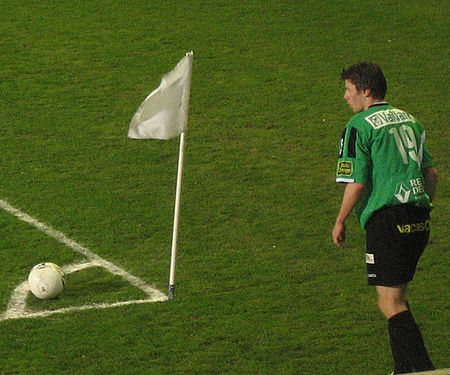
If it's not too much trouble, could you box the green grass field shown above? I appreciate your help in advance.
[0,1,448,374]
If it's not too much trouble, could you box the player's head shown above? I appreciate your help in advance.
[341,62,387,100]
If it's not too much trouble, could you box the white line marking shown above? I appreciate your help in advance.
[0,199,168,321]
[2,262,166,321]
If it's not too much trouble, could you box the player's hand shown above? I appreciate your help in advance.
[332,221,346,249]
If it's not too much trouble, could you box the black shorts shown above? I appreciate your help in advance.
[365,204,430,286]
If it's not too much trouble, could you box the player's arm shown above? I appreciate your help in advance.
[423,166,438,202]
[332,182,365,249]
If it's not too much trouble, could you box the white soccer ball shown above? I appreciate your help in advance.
[28,262,65,299]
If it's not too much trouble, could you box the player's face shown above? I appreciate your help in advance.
[344,80,366,113]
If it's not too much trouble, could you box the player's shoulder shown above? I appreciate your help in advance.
[345,109,376,131]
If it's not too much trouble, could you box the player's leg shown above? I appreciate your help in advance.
[376,285,434,373]
[376,284,408,319]
[376,285,412,373]
[385,301,435,373]
[366,205,434,373]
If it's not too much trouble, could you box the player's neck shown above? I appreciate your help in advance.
[364,98,385,111]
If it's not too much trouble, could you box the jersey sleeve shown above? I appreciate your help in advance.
[336,123,370,184]
[421,144,435,169]
[420,131,436,169]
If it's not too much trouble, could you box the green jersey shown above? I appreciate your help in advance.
[336,103,435,228]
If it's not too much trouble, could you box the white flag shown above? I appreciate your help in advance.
[128,52,193,140]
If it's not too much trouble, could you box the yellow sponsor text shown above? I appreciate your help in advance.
[397,220,430,233]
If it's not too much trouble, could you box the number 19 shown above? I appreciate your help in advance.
[389,125,419,165]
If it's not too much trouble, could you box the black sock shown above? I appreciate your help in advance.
[388,311,413,373]
[388,310,435,373]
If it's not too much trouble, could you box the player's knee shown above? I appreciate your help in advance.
[378,294,408,319]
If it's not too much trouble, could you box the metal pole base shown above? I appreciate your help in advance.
[168,285,175,300]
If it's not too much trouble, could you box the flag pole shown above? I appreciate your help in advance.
[168,52,193,300]
[168,130,186,300]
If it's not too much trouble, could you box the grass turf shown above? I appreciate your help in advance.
[0,0,448,374]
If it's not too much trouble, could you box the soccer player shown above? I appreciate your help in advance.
[332,62,438,374]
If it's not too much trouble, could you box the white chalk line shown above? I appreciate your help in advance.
[0,199,168,321]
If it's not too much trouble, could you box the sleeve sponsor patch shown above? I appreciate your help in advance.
[336,161,353,176]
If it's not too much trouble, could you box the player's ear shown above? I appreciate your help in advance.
[363,88,372,98]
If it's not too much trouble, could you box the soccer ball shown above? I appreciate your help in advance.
[28,262,65,299]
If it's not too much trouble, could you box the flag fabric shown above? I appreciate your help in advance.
[128,52,193,140]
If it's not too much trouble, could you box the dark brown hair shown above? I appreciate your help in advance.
[341,62,387,99]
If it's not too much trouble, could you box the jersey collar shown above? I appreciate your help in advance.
[369,102,388,108]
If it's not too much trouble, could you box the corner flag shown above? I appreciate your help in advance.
[128,52,193,300]
[128,52,193,140]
